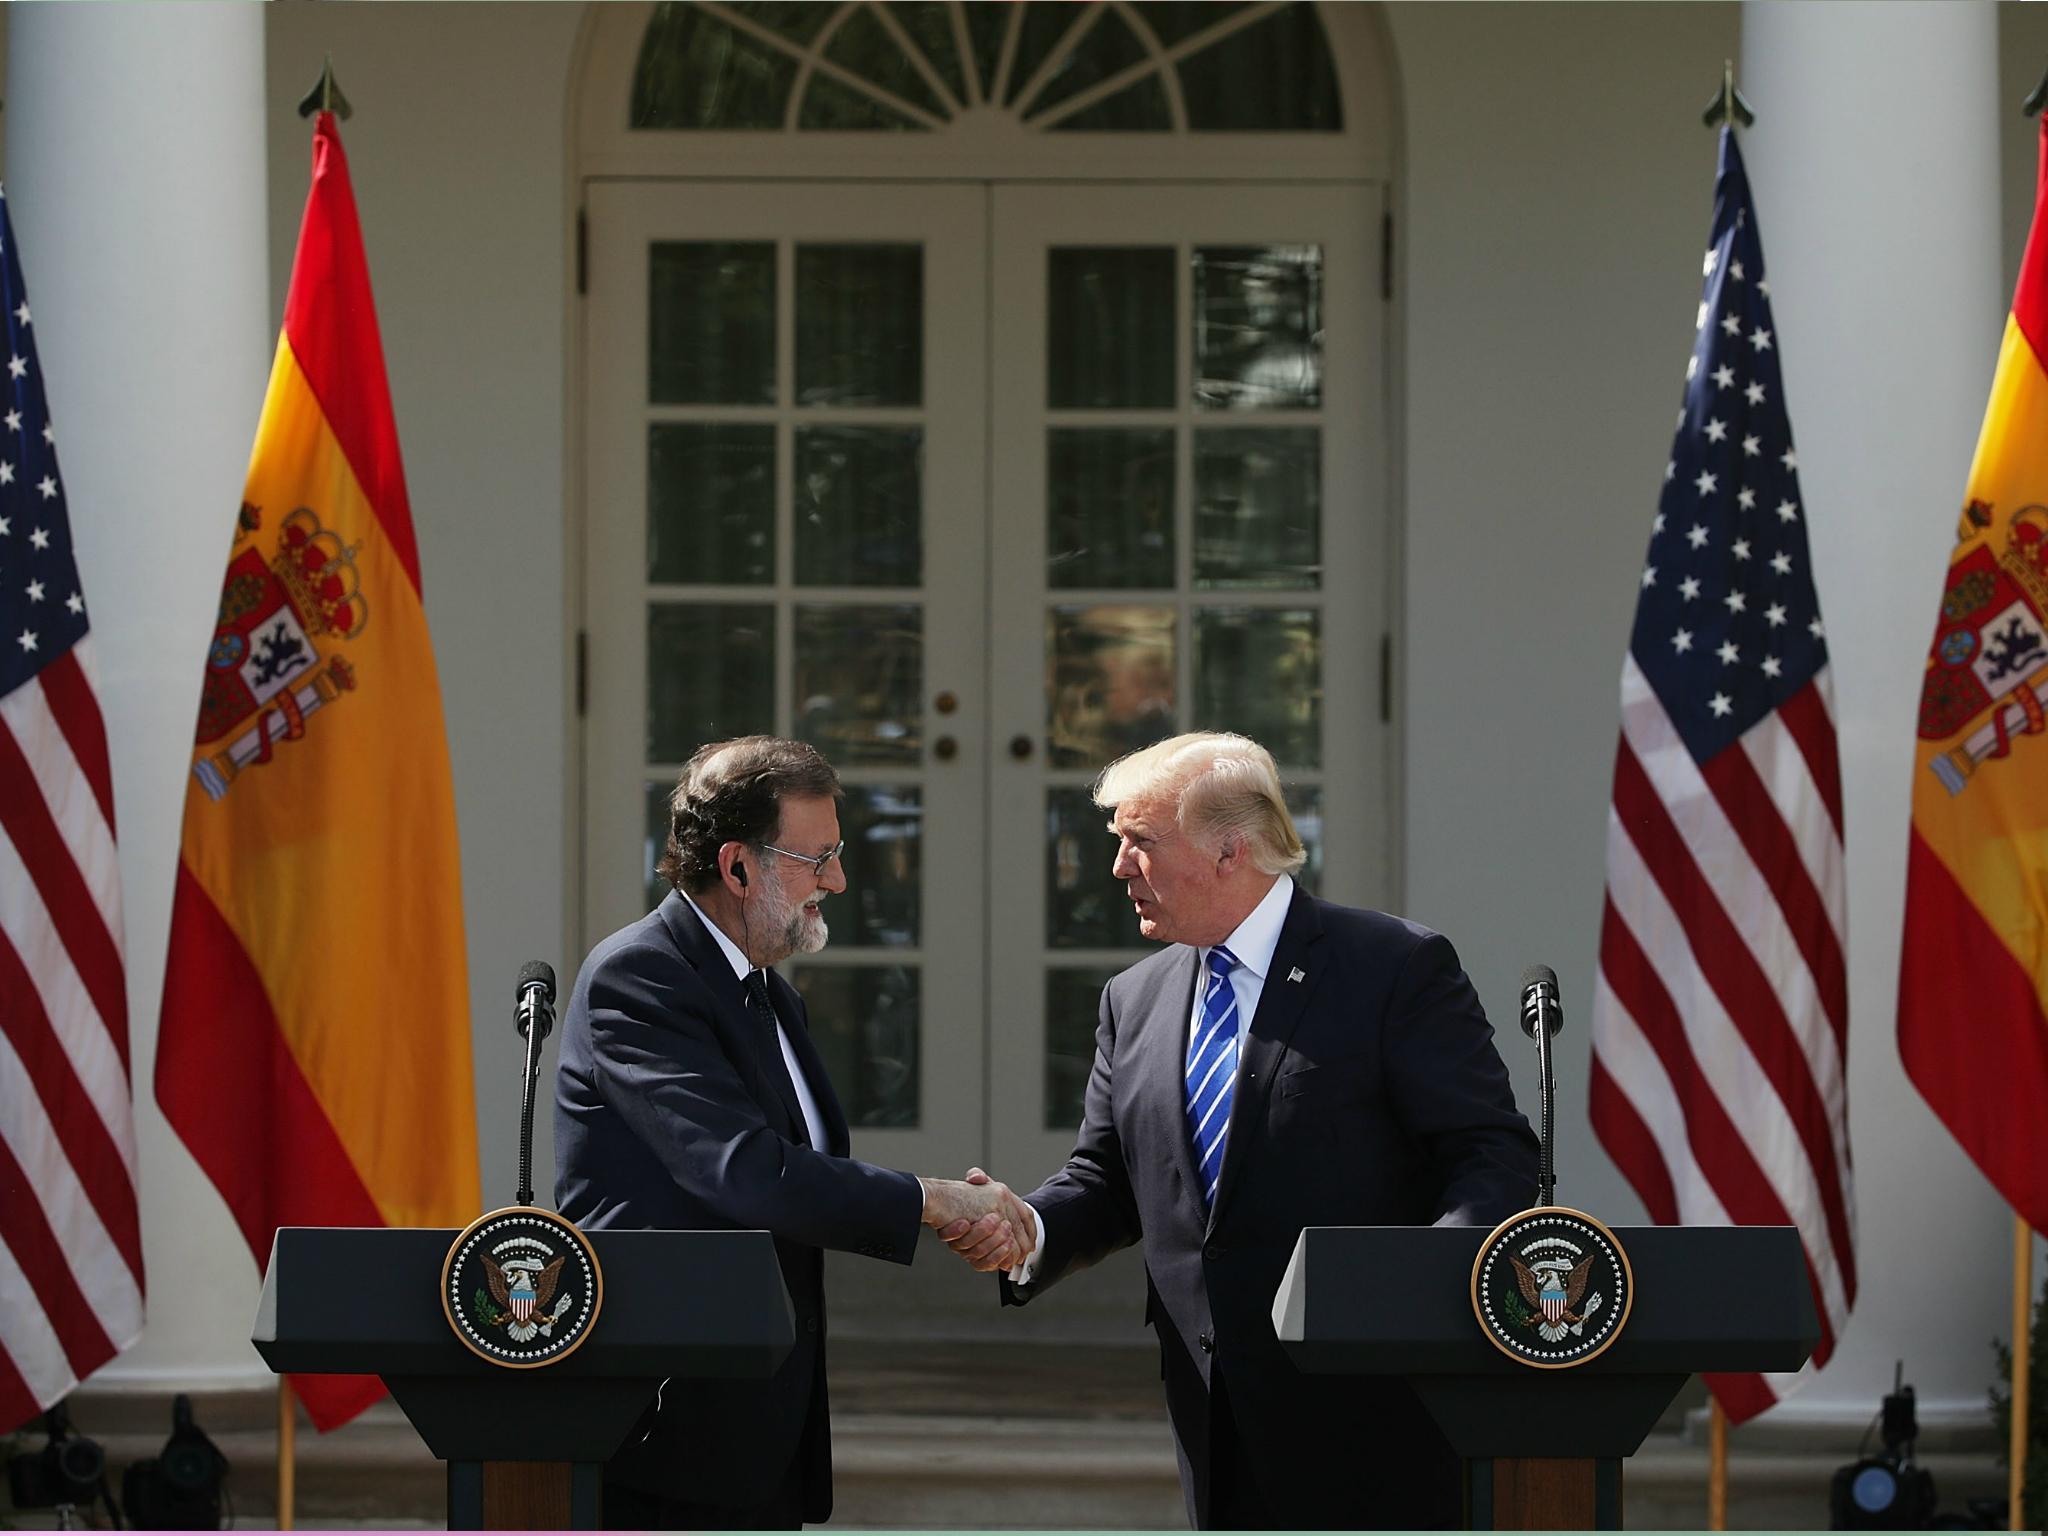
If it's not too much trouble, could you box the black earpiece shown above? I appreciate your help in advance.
[733,860,748,887]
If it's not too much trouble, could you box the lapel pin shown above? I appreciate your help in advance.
[1287,967,1306,984]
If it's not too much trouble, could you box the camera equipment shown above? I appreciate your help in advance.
[121,1393,227,1529]
[1829,1362,1937,1529]
[5,1401,120,1528]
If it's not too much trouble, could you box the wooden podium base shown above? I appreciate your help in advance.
[1466,1457,1622,1530]
[447,1460,602,1530]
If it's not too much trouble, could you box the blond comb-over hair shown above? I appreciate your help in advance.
[1093,732,1305,876]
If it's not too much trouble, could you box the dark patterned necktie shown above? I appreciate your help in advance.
[747,971,809,1147]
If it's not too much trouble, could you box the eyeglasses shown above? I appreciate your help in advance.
[755,839,846,878]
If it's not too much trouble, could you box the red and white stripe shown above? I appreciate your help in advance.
[1590,653,1854,1425]
[0,641,141,1432]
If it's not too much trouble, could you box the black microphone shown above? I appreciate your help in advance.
[515,960,556,1042]
[1519,964,1563,1040]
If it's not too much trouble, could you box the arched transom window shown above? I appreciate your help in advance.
[632,1,1342,134]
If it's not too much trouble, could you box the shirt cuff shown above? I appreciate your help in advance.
[1007,1200,1046,1285]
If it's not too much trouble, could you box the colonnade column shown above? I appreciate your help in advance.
[1741,1,2012,1429]
[8,5,274,1389]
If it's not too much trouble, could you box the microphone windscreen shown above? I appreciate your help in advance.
[517,960,557,1003]
[1519,964,1560,1038]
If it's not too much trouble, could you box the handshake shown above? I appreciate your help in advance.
[917,1168,1037,1273]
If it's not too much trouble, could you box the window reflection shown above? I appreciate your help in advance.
[1047,605,1176,769]
[800,965,920,1127]
[1193,245,1323,411]
[794,603,923,765]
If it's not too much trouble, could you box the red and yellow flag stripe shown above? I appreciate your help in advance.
[157,113,478,1431]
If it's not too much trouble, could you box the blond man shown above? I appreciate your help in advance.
[959,731,1537,1529]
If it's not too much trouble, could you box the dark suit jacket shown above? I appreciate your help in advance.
[1005,884,1539,1529]
[554,892,922,1520]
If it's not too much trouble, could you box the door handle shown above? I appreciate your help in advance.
[934,735,959,761]
[1009,734,1034,761]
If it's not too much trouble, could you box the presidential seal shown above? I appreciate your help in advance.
[1471,1207,1632,1369]
[441,1207,602,1369]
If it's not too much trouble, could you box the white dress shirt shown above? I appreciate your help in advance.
[684,891,829,1151]
[1012,876,1297,1283]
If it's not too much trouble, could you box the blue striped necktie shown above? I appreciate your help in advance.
[1186,945,1242,1208]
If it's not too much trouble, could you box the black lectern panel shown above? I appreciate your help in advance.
[1274,1224,1815,1378]
[254,1227,792,1383]
[1272,1224,1818,1525]
[253,1225,794,1524]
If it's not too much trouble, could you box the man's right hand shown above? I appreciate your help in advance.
[921,1169,1036,1271]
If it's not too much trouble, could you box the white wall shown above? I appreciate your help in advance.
[1391,0,2026,1432]
[1387,0,1741,1234]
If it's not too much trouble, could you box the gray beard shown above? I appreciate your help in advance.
[752,882,828,965]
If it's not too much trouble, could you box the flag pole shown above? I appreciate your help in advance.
[2014,1216,2032,1534]
[1697,67,1749,1532]
[278,1378,297,1530]
[1708,1397,1728,1530]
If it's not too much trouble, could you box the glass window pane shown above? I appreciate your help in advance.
[798,72,927,130]
[1046,787,1143,949]
[1178,2,1341,132]
[887,3,971,105]
[648,602,775,762]
[1192,607,1320,768]
[795,603,923,765]
[837,785,922,947]
[824,4,946,119]
[796,244,923,407]
[795,427,923,586]
[725,2,833,46]
[644,778,678,913]
[1194,427,1321,589]
[1193,245,1323,411]
[1047,72,1172,133]
[1048,428,1174,589]
[649,423,774,585]
[650,242,775,405]
[1048,604,1176,769]
[1283,782,1323,894]
[1048,248,1174,409]
[1045,965,1119,1129]
[1027,10,1149,117]
[962,3,1011,102]
[632,4,798,129]
[1130,3,1252,49]
[800,965,920,1128]
[1006,2,1088,106]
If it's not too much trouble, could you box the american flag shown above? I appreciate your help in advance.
[1587,128,1854,1424]
[0,184,142,1432]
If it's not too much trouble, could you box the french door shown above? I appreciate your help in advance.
[582,181,990,1175]
[582,178,1386,1184]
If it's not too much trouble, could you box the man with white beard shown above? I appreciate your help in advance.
[555,735,1032,1529]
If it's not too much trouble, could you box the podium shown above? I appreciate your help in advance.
[253,1226,794,1529]
[1273,1225,1818,1530]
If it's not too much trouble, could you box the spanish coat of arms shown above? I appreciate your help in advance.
[191,503,365,801]
[1917,503,2048,795]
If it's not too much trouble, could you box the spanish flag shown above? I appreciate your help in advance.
[156,112,480,1430]
[1899,115,2048,1236]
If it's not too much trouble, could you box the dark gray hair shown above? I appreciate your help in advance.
[657,736,841,894]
